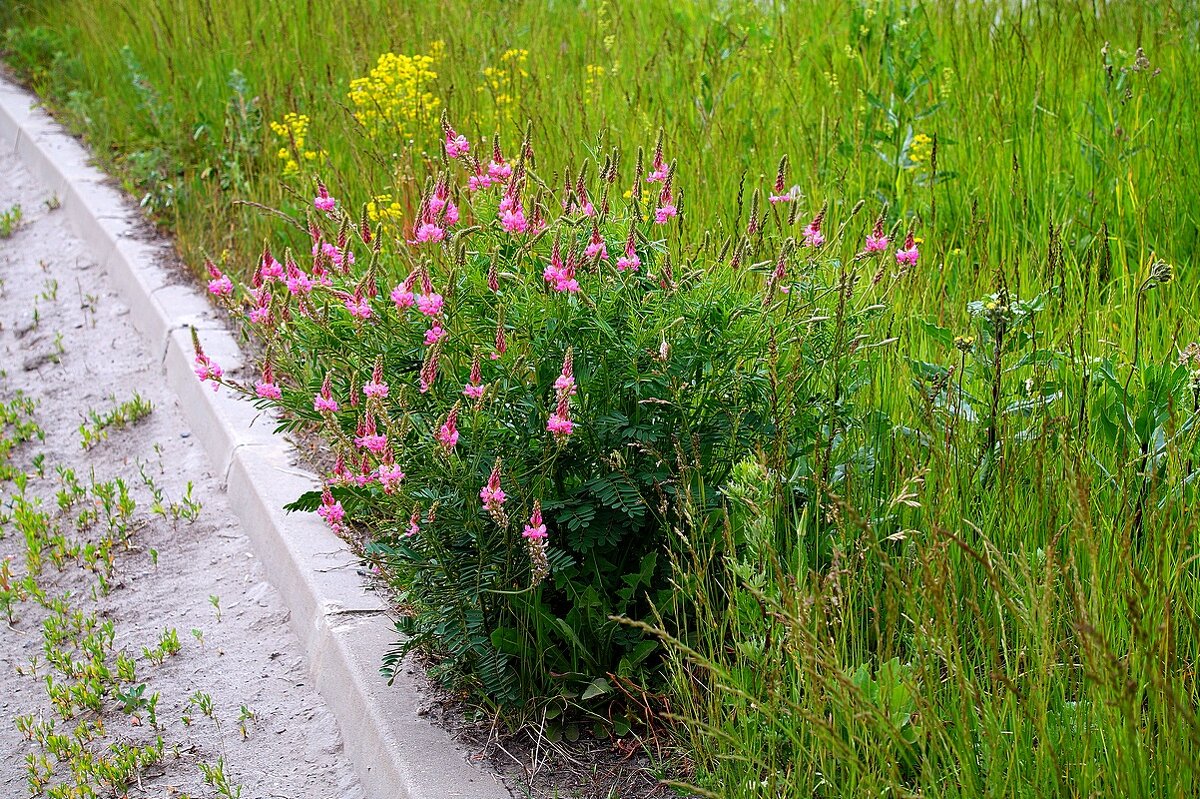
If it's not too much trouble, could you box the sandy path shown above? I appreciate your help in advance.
[0,139,363,794]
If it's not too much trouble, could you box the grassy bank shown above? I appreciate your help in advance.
[3,1,1198,797]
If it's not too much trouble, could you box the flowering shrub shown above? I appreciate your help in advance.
[197,125,907,705]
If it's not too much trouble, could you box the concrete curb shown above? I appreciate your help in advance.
[1,77,508,799]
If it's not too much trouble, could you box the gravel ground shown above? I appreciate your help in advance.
[1,138,363,796]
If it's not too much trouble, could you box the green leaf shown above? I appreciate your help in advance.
[581,677,613,701]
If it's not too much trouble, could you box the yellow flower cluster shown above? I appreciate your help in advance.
[480,48,530,119]
[348,44,444,140]
[584,64,606,105]
[269,113,324,177]
[908,132,934,167]
[367,194,404,225]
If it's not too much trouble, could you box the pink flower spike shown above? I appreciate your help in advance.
[206,260,234,297]
[318,486,346,530]
[406,508,421,537]
[554,349,576,397]
[445,131,470,159]
[355,432,388,454]
[377,462,406,492]
[437,406,460,451]
[500,205,529,235]
[416,292,444,318]
[896,230,920,266]
[344,293,373,320]
[547,393,574,441]
[479,460,507,512]
[523,501,548,540]
[192,336,222,392]
[802,206,827,248]
[585,227,608,261]
[864,214,889,253]
[409,222,446,246]
[424,324,448,346]
[314,372,339,414]
[255,361,282,400]
[463,355,485,399]
[547,411,574,439]
[391,284,415,310]
[261,252,284,281]
[314,180,336,212]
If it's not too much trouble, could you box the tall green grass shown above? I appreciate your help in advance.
[3,1,1198,796]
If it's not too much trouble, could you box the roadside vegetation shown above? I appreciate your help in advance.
[3,1,1197,796]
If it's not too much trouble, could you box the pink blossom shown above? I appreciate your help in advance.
[554,349,576,397]
[488,160,512,181]
[444,201,460,226]
[314,373,339,413]
[331,455,353,485]
[437,407,459,450]
[208,274,233,296]
[463,356,485,399]
[416,293,444,318]
[255,379,282,400]
[377,462,406,492]
[320,241,355,269]
[355,433,387,453]
[896,231,919,266]
[424,324,447,346]
[344,293,373,320]
[523,502,548,540]
[409,222,446,245]
[801,205,827,248]
[547,392,574,440]
[479,461,506,512]
[285,261,313,295]
[445,131,470,159]
[363,380,388,399]
[646,142,669,183]
[261,255,284,281]
[547,411,574,439]
[500,206,529,235]
[314,181,336,212]
[391,284,415,310]
[318,487,345,528]
[406,508,421,537]
[543,244,580,293]
[585,228,608,261]
[654,182,678,224]
[864,234,889,252]
[194,355,222,389]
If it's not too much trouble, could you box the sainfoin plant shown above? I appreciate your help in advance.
[195,121,903,707]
